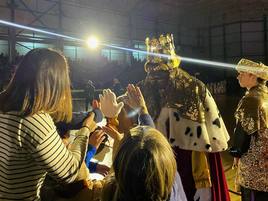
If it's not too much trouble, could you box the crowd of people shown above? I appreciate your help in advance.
[0,53,133,90]
[0,51,241,95]
[0,33,267,201]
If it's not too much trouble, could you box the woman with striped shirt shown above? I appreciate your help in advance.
[0,48,96,200]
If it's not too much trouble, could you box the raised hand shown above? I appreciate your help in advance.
[124,84,148,114]
[99,89,124,118]
[82,112,97,132]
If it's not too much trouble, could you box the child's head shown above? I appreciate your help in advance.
[113,126,176,201]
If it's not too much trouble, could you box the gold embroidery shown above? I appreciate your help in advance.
[140,68,207,123]
[236,108,258,134]
[236,85,268,191]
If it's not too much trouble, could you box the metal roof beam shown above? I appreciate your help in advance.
[19,0,47,27]
[16,1,58,36]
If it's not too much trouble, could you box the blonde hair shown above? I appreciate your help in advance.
[110,126,177,201]
[0,48,72,122]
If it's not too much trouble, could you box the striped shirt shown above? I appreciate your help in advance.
[0,111,89,201]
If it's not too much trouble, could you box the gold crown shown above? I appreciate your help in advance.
[144,34,181,72]
[237,58,268,80]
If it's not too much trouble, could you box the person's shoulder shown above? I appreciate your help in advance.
[172,68,206,88]
[194,77,207,93]
[236,92,260,122]
[24,112,54,124]
[23,112,56,138]
[242,91,261,108]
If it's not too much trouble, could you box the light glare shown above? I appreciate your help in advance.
[87,36,98,49]
[1,19,264,74]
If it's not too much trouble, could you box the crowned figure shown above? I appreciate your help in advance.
[138,34,231,201]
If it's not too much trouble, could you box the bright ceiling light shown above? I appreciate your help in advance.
[86,36,99,49]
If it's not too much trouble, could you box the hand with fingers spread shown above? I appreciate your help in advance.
[124,84,148,114]
[102,125,123,141]
[82,112,97,133]
[88,129,107,150]
[99,89,124,118]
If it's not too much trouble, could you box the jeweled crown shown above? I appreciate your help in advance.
[144,34,181,72]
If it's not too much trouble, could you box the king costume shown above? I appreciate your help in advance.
[138,34,230,201]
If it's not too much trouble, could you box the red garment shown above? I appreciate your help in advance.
[209,152,230,201]
[174,147,230,201]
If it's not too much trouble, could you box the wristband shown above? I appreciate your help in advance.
[82,126,91,131]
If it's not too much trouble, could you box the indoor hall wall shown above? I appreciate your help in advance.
[209,20,267,63]
[177,26,209,59]
[0,1,184,48]
[1,1,178,42]
[176,0,268,61]
[0,0,209,61]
